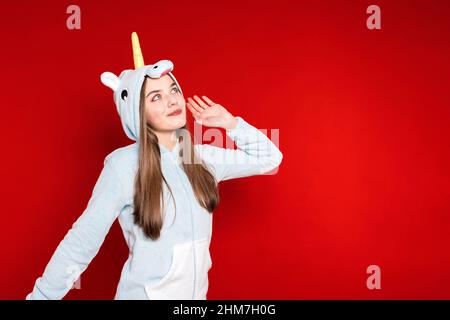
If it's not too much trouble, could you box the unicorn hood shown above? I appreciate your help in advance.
[100,32,182,141]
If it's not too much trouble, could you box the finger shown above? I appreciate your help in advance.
[202,95,216,106]
[188,107,200,122]
[193,95,210,109]
[187,97,204,113]
[187,103,200,118]
[186,103,201,119]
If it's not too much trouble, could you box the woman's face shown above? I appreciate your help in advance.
[142,74,186,132]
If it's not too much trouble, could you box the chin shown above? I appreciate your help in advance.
[169,116,186,129]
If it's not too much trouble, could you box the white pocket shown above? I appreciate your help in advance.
[145,237,212,300]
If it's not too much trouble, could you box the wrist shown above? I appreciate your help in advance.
[224,116,238,130]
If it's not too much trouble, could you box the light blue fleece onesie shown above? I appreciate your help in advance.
[26,43,283,300]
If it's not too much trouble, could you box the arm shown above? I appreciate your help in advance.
[26,156,126,300]
[195,116,283,182]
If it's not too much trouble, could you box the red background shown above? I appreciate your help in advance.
[1,0,449,299]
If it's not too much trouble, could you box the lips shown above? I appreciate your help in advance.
[167,109,182,116]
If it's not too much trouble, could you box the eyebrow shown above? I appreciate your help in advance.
[145,82,177,98]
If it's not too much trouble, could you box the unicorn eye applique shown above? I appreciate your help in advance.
[121,90,128,101]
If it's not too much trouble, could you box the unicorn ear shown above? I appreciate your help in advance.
[100,71,120,91]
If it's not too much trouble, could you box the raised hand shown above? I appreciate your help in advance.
[186,95,238,130]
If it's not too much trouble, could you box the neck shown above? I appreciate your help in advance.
[155,130,178,151]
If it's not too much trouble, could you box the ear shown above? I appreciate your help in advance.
[100,71,120,91]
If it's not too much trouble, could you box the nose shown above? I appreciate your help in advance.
[167,94,178,107]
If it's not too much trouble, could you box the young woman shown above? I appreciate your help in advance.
[26,32,283,300]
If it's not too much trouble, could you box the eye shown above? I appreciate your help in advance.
[121,90,128,101]
[151,94,161,102]
[171,87,179,93]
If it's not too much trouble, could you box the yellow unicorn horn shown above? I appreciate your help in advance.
[131,32,145,69]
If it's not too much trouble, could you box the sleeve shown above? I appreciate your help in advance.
[25,157,126,300]
[195,116,283,182]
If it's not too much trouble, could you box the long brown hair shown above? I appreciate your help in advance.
[133,76,220,240]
